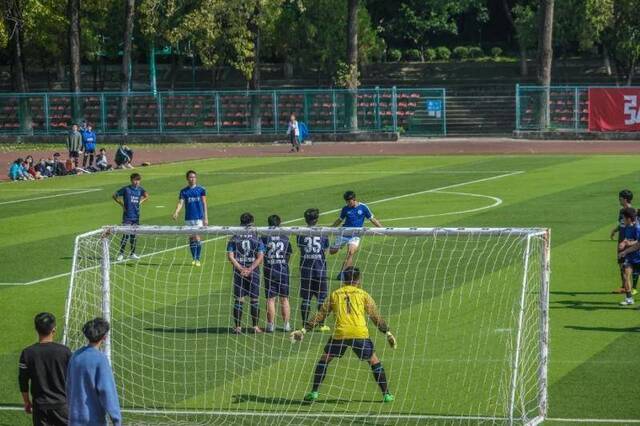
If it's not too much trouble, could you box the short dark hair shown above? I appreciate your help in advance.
[343,190,356,201]
[53,152,61,157]
[186,170,197,178]
[82,318,110,343]
[34,312,56,336]
[130,173,141,181]
[100,148,106,152]
[620,189,633,203]
[240,212,254,226]
[304,208,319,226]
[267,214,281,227]
[342,266,360,284]
[622,207,637,221]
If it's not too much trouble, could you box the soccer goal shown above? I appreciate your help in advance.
[63,225,549,426]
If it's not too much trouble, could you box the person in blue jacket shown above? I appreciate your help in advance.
[66,318,121,426]
[81,124,97,168]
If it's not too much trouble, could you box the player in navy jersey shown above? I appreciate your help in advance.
[227,213,265,334]
[172,170,208,266]
[610,190,637,294]
[113,173,148,261]
[617,207,640,306]
[261,215,293,333]
[330,191,382,279]
[297,208,331,332]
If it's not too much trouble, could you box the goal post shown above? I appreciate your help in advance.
[64,225,550,425]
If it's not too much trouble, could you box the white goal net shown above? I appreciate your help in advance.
[63,226,549,425]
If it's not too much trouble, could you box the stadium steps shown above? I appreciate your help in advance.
[443,94,515,136]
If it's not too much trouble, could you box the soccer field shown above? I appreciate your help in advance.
[1,154,639,425]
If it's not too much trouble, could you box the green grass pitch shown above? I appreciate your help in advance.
[1,154,639,425]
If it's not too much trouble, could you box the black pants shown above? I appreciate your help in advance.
[83,150,95,167]
[33,405,68,426]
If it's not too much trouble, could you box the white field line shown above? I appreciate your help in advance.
[143,169,524,176]
[0,188,102,205]
[383,191,502,222]
[0,405,636,423]
[0,171,521,287]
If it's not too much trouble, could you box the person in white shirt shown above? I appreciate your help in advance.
[286,114,300,152]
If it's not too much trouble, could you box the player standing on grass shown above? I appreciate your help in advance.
[262,215,293,333]
[172,170,208,266]
[297,208,331,332]
[227,213,265,334]
[290,267,397,403]
[617,207,640,306]
[113,173,148,262]
[330,191,382,279]
[611,190,638,295]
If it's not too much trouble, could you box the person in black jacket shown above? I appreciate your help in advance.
[18,313,72,426]
[114,144,134,169]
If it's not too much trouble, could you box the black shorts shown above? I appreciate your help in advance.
[323,338,374,360]
[33,404,68,426]
[623,261,640,274]
[300,275,327,302]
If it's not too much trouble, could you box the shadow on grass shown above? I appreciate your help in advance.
[231,394,380,406]
[145,326,233,334]
[551,291,614,296]
[565,325,640,333]
[550,300,631,311]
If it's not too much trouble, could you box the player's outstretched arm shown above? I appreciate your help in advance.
[331,217,343,227]
[290,300,331,343]
[172,199,184,220]
[365,296,397,349]
[370,217,383,227]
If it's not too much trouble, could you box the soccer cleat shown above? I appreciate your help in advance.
[193,260,201,267]
[619,298,634,306]
[304,391,319,402]
[231,327,242,334]
[129,253,140,260]
[252,326,263,334]
[116,254,124,262]
[319,325,331,332]
[265,323,275,333]
[283,323,291,332]
[383,393,395,403]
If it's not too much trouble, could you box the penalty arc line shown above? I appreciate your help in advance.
[0,171,521,287]
[0,188,103,205]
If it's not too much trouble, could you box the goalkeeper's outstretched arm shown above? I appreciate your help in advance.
[290,300,331,342]
[365,296,397,349]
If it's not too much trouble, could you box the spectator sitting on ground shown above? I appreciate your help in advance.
[95,148,112,171]
[66,318,121,426]
[114,144,134,169]
[52,153,67,177]
[36,158,53,178]
[9,158,27,181]
[18,312,72,425]
[24,155,43,180]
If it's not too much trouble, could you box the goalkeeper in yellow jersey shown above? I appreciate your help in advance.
[290,266,397,403]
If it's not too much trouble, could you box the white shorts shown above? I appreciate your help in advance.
[185,220,204,227]
[332,236,361,250]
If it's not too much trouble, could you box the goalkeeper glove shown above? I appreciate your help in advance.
[386,331,397,349]
[290,328,306,343]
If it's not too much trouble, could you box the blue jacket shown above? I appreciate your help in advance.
[8,163,22,180]
[82,130,97,151]
[66,346,121,426]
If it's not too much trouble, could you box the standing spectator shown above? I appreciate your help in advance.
[66,124,83,168]
[18,312,72,426]
[286,113,300,152]
[51,153,67,177]
[95,148,112,171]
[81,124,97,168]
[114,144,133,169]
[66,318,121,426]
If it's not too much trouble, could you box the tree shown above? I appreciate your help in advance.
[3,0,32,132]
[501,0,536,76]
[68,0,82,121]
[536,0,554,128]
[346,0,358,130]
[118,0,134,133]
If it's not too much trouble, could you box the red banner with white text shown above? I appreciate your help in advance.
[588,88,640,132]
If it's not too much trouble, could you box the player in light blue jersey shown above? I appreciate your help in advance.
[172,170,208,266]
[330,191,382,279]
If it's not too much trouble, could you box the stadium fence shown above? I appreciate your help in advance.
[0,87,446,137]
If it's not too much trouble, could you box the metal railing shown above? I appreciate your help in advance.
[516,84,640,132]
[0,87,446,137]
